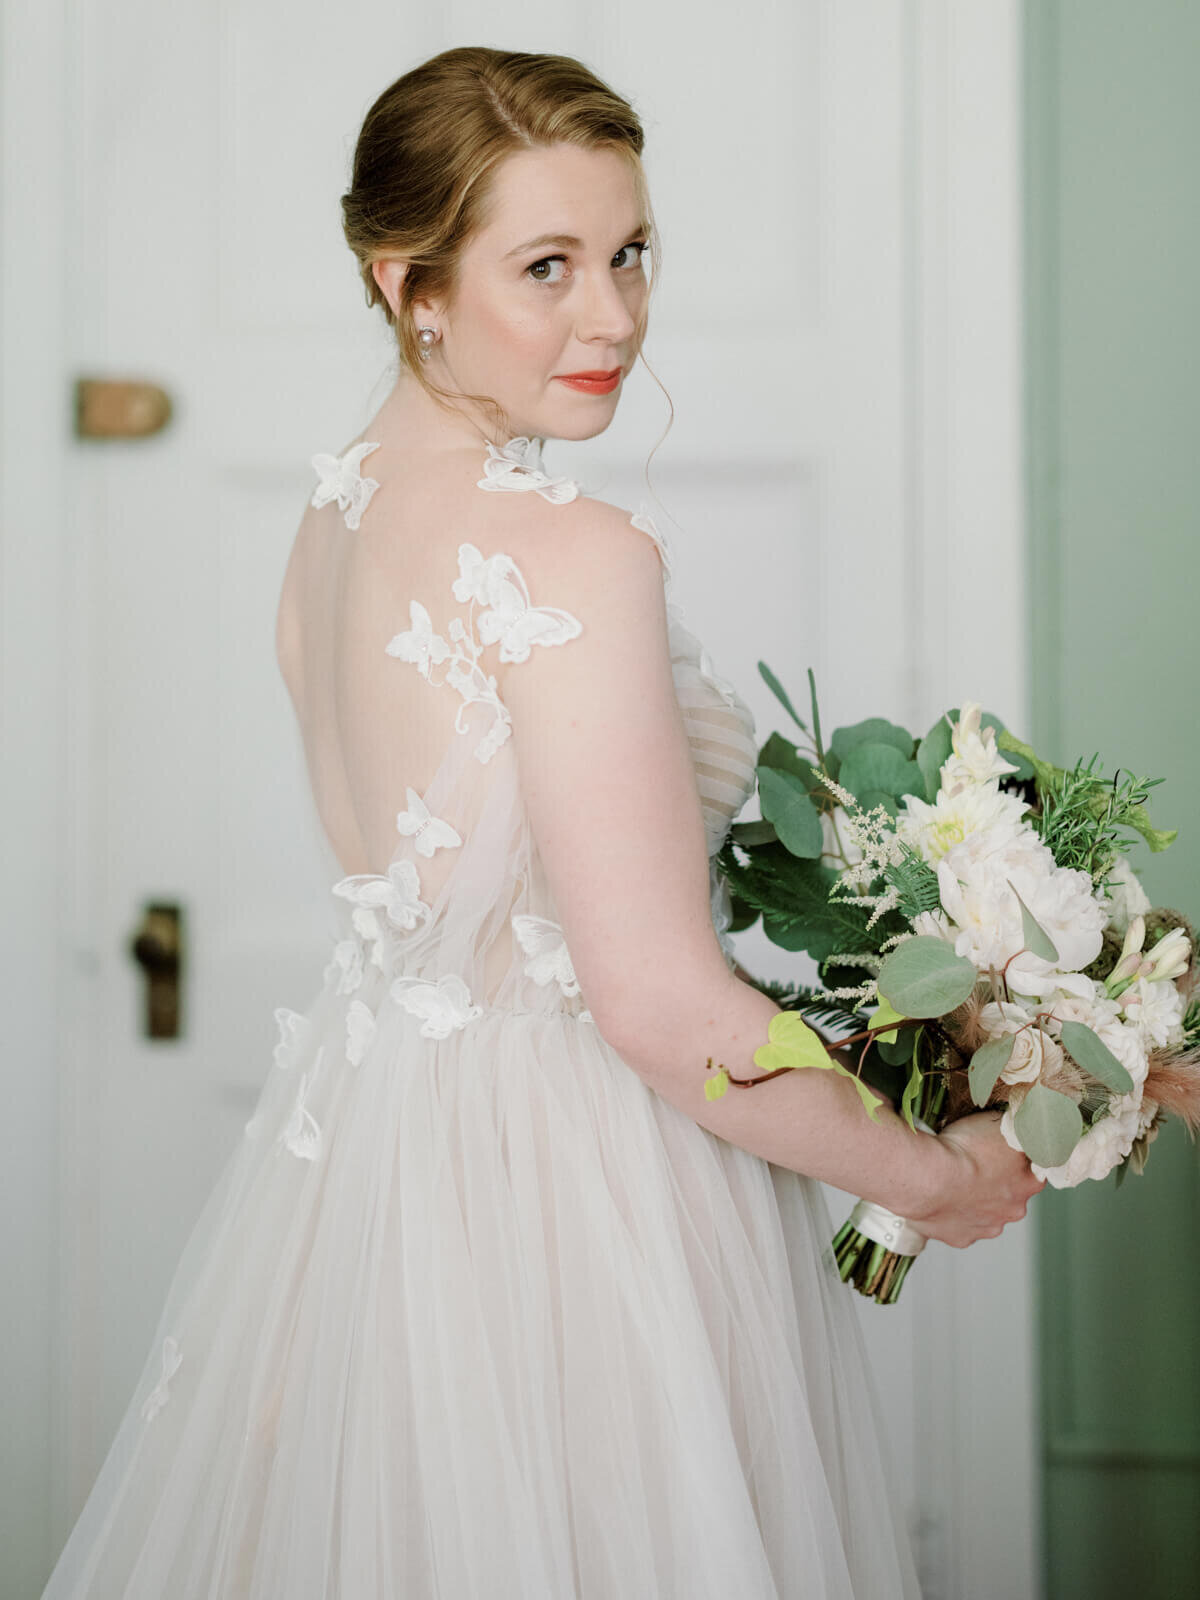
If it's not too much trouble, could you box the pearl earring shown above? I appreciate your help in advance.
[416,326,441,361]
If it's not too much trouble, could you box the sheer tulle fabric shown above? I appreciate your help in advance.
[41,437,922,1598]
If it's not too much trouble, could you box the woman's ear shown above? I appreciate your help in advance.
[371,258,408,318]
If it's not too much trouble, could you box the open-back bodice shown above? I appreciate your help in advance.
[279,432,758,1035]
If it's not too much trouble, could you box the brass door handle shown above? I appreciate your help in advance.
[75,378,173,438]
[129,902,186,1038]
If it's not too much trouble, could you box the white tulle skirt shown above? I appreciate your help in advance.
[41,985,923,1599]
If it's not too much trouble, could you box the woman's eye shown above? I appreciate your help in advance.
[527,256,568,285]
[614,241,649,269]
[526,241,649,285]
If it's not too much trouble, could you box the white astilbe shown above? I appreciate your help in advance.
[816,771,910,931]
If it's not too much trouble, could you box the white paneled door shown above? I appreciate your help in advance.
[21,3,1029,1595]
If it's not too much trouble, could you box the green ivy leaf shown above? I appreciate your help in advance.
[752,1012,885,1121]
[704,1067,730,1101]
[753,1011,834,1071]
[867,992,907,1045]
[969,1034,1015,1106]
[900,1060,923,1130]
[1012,1083,1083,1167]
[1059,1020,1135,1094]
[875,935,978,1017]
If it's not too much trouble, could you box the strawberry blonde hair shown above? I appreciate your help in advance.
[340,46,666,442]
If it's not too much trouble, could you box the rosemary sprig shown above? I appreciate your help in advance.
[1034,754,1166,880]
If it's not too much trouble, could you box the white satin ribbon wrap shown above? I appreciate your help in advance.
[847,1201,928,1257]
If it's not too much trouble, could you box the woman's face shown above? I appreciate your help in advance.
[427,143,650,442]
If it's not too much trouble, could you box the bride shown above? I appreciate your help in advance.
[41,45,1042,1599]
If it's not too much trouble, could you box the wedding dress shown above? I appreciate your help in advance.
[40,431,922,1599]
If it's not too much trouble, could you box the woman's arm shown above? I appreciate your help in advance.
[603,966,940,1217]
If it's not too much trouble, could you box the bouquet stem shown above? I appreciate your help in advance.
[831,1201,928,1303]
[832,1077,944,1304]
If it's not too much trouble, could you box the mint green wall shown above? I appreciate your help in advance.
[1025,3,1200,1594]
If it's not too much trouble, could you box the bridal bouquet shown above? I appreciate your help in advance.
[704,668,1200,1303]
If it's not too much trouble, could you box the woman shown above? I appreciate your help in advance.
[41,46,1041,1598]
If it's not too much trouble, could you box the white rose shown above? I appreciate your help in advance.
[978,999,1065,1085]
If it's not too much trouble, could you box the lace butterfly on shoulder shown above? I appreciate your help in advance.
[310,440,381,530]
[477,437,579,504]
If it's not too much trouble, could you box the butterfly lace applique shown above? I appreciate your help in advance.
[332,861,433,938]
[272,1006,310,1070]
[325,937,365,995]
[385,544,583,764]
[141,1336,182,1422]
[395,786,462,857]
[477,437,579,504]
[310,440,382,530]
[278,1048,325,1161]
[453,544,583,663]
[511,913,581,998]
[630,502,676,584]
[345,998,377,1066]
[389,973,484,1038]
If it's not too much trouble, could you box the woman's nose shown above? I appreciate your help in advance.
[577,270,638,345]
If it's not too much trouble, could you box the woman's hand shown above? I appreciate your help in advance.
[906,1109,1046,1249]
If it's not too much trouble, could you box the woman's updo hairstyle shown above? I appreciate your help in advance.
[341,47,663,440]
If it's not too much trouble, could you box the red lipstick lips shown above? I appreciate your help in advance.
[555,367,622,395]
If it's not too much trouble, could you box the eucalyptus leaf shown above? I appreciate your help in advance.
[857,788,901,818]
[757,661,810,733]
[807,669,824,760]
[1006,879,1060,963]
[875,936,978,1017]
[838,742,925,804]
[969,1034,1016,1106]
[756,767,824,858]
[1012,1083,1084,1167]
[729,819,779,847]
[829,717,916,762]
[1059,1020,1135,1094]
[756,732,812,783]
